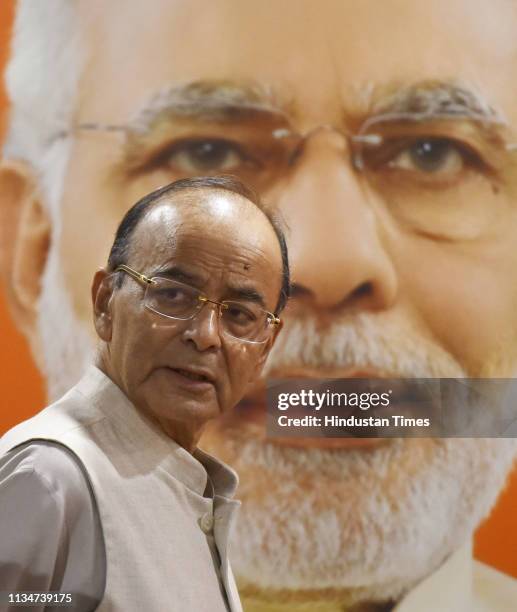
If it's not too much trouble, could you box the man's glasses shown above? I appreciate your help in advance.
[66,108,517,241]
[115,264,280,345]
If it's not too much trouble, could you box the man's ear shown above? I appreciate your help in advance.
[91,269,115,342]
[0,160,51,345]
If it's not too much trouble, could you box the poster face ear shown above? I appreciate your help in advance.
[0,160,51,358]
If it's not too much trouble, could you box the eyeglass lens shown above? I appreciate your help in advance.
[144,277,271,343]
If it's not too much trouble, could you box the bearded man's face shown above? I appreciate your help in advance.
[1,0,517,606]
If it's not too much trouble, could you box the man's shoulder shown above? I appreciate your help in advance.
[0,369,108,456]
[0,441,106,608]
[0,441,93,512]
[473,559,517,611]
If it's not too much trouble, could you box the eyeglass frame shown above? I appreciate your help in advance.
[113,263,281,344]
[54,108,517,170]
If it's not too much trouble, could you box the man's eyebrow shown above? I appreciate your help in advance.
[366,80,506,123]
[225,286,267,309]
[152,265,201,285]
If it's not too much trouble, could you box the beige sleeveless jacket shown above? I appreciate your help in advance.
[0,366,243,612]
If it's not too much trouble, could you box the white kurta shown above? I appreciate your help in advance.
[0,365,243,612]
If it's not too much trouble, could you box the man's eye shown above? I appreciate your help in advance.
[157,288,189,302]
[224,305,256,324]
[159,289,186,302]
[163,139,245,172]
[388,138,466,175]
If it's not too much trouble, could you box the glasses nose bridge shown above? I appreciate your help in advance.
[286,124,353,166]
[197,295,227,318]
[302,123,344,141]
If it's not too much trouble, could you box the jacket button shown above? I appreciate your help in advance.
[199,512,214,533]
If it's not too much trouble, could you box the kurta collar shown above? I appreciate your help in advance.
[75,364,239,499]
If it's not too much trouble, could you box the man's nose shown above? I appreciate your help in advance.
[275,134,398,311]
[181,303,222,351]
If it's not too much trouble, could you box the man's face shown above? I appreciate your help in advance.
[5,0,517,606]
[94,192,282,449]
[62,0,517,379]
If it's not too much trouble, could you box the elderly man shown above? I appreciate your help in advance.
[0,1,517,610]
[0,176,287,611]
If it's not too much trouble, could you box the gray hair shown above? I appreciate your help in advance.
[3,0,85,217]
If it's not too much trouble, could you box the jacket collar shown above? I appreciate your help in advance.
[75,364,239,499]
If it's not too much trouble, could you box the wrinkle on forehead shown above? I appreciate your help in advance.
[78,0,517,122]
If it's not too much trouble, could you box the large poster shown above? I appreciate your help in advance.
[1,1,516,610]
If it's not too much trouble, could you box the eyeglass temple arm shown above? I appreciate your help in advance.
[115,265,155,285]
[60,114,517,152]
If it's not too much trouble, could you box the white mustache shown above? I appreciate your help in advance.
[264,311,467,379]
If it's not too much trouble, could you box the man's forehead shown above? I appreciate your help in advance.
[128,194,280,270]
[137,190,264,229]
[78,0,517,127]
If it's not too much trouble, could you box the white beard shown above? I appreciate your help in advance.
[34,135,96,401]
[37,242,95,400]
[209,433,516,605]
[36,213,517,608]
[201,314,517,605]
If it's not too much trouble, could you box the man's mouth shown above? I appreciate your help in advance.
[174,368,211,382]
[228,367,397,450]
[164,366,216,390]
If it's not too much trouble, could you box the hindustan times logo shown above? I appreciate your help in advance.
[277,389,392,411]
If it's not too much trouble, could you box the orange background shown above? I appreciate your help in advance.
[0,0,515,577]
